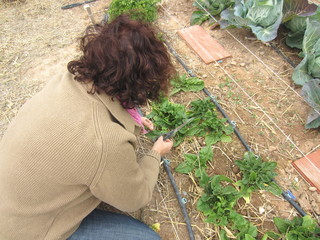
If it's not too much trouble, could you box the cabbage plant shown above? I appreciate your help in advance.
[283,1,320,50]
[301,79,320,129]
[219,0,284,42]
[292,19,320,86]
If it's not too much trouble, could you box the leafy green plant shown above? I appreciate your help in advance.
[176,146,213,178]
[190,0,235,25]
[283,4,320,50]
[108,0,160,22]
[235,152,282,203]
[197,175,258,239]
[187,98,234,145]
[146,98,233,146]
[219,0,284,42]
[274,215,320,239]
[292,19,320,86]
[282,0,319,23]
[170,74,204,95]
[146,98,188,146]
[197,175,240,225]
[301,79,320,129]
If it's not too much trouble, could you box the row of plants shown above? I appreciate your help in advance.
[105,1,319,238]
[146,74,320,239]
[191,0,320,129]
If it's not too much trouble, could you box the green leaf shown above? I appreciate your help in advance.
[282,0,318,23]
[274,217,292,233]
[264,231,281,240]
[175,161,194,174]
[221,135,232,142]
[266,182,282,196]
[190,10,210,25]
[170,74,204,95]
[205,133,221,145]
[301,79,320,129]
[199,146,213,162]
[244,234,256,240]
[301,215,317,232]
[220,0,284,42]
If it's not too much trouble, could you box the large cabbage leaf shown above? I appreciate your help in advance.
[220,0,283,42]
[301,79,320,129]
[284,7,320,49]
[292,19,320,85]
[282,0,318,23]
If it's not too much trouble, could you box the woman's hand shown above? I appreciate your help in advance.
[141,117,154,131]
[152,136,173,156]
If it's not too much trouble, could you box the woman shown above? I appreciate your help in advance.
[0,15,175,240]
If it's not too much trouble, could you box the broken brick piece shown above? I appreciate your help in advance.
[178,25,231,64]
[292,149,320,194]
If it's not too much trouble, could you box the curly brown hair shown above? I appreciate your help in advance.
[68,15,175,108]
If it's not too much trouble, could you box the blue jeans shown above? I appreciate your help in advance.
[68,209,161,240]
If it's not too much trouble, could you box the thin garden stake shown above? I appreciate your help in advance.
[163,40,307,217]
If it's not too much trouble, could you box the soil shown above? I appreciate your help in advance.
[1,0,319,239]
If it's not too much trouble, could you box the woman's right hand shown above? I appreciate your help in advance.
[151,136,173,156]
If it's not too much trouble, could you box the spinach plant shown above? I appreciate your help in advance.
[108,0,160,22]
[235,152,282,203]
[187,98,234,145]
[197,175,258,239]
[146,98,188,146]
[170,74,204,96]
[147,97,233,146]
[176,146,213,179]
[274,215,320,240]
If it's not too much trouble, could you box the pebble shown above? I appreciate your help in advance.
[269,146,277,152]
[230,61,237,66]
[259,207,265,214]
[240,63,246,67]
[309,187,317,192]
[232,165,240,174]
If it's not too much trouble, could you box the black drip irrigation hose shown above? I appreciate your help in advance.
[269,42,297,68]
[137,108,196,240]
[163,40,308,217]
[162,158,195,240]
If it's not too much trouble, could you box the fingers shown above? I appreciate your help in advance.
[141,117,154,130]
[152,136,173,156]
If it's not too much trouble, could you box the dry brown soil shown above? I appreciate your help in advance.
[1,0,319,239]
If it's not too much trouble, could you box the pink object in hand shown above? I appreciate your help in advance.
[126,107,148,134]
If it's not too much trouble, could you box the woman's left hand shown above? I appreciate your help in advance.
[141,117,154,131]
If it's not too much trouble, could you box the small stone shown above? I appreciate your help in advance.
[269,146,277,152]
[259,207,265,214]
[309,187,317,192]
[232,165,240,174]
[240,63,246,67]
[230,61,237,66]
[202,74,207,78]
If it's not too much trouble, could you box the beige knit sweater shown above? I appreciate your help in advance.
[0,72,161,240]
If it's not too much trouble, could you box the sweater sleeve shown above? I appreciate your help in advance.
[89,110,161,212]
